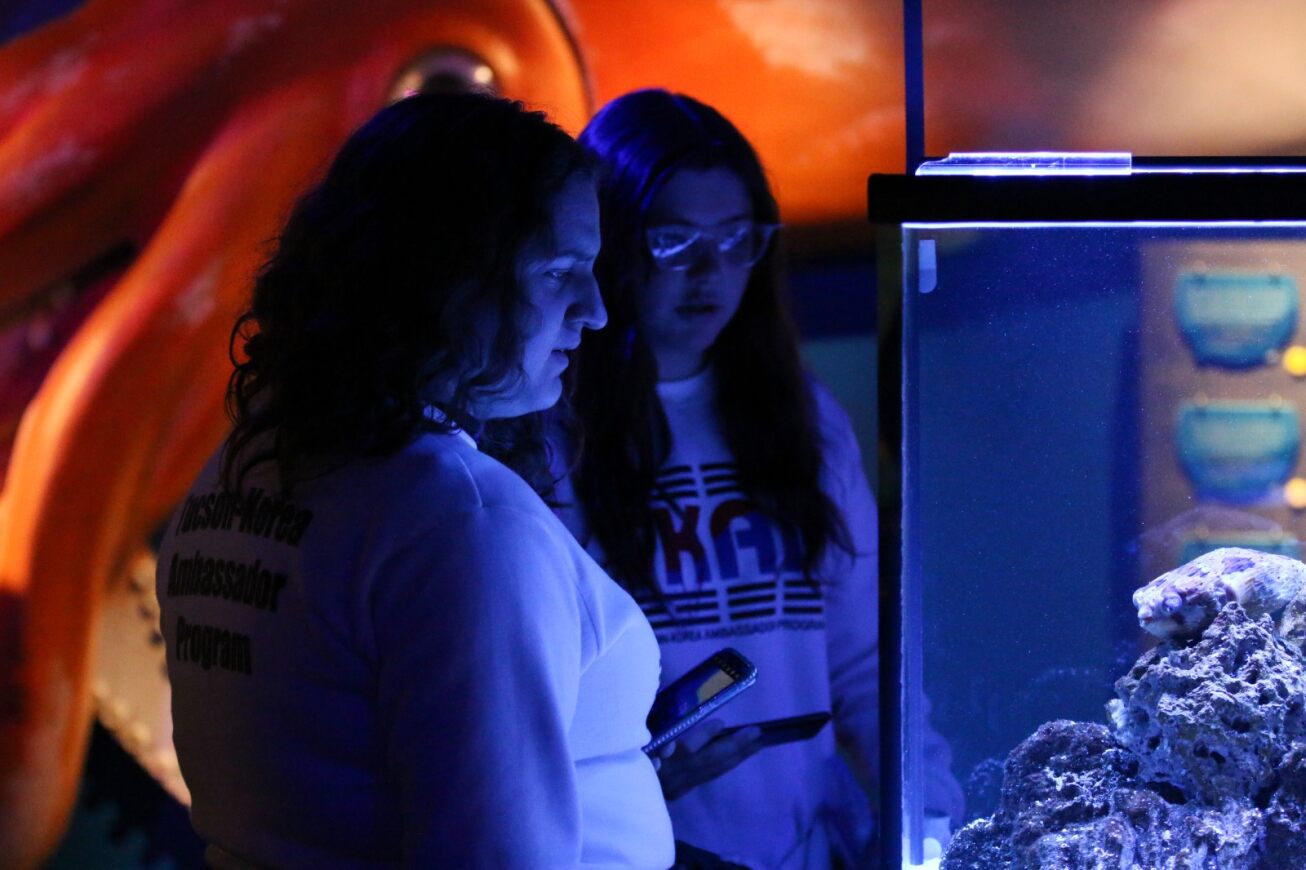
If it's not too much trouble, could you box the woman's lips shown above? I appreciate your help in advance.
[675,302,718,317]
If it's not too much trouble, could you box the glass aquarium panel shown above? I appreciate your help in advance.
[899,222,1306,868]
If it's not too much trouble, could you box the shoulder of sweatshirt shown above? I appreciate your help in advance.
[296,431,553,540]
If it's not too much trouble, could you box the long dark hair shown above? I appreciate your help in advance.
[572,89,850,594]
[222,92,593,496]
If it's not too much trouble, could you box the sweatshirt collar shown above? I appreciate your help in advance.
[655,364,716,404]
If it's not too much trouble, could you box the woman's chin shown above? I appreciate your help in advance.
[482,379,564,420]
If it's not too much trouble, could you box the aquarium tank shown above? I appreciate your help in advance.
[871,154,1306,870]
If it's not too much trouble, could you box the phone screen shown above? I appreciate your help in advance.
[644,648,757,753]
[648,667,736,736]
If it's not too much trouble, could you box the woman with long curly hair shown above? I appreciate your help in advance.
[156,92,674,867]
[561,89,963,867]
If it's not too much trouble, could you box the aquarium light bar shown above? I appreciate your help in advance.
[1131,166,1306,174]
[915,152,1132,176]
[916,153,1306,177]
[905,220,1306,230]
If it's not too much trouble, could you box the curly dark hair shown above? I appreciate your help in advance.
[222,92,594,496]
[571,89,851,594]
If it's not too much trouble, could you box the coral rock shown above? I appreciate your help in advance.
[943,726,1264,869]
[1110,603,1306,804]
[1259,745,1306,868]
[1279,594,1306,654]
[943,721,1132,870]
[998,720,1134,854]
[941,600,1306,868]
[939,816,1016,870]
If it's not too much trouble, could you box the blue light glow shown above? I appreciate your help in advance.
[1132,166,1306,174]
[905,221,1306,230]
[916,152,1132,176]
[915,152,1306,177]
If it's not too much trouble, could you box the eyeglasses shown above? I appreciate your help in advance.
[644,221,780,271]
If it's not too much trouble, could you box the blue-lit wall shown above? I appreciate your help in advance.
[791,254,878,487]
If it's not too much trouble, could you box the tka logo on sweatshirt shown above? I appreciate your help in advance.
[640,463,824,634]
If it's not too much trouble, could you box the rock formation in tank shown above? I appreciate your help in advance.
[941,603,1306,869]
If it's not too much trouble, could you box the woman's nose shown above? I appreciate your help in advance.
[571,272,607,331]
[685,243,729,279]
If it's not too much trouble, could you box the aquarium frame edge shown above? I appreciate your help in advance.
[867,167,1306,224]
[875,224,905,870]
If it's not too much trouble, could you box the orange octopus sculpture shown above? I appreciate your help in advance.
[0,0,907,863]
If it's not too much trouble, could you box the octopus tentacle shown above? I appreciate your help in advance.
[0,75,348,865]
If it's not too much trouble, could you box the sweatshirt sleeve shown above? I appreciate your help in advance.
[816,391,880,789]
[370,505,586,867]
[815,386,966,825]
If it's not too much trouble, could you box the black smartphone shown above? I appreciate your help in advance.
[716,711,832,747]
[643,648,757,754]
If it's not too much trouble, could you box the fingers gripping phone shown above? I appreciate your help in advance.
[643,648,757,754]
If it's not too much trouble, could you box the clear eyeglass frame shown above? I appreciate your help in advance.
[644,221,781,270]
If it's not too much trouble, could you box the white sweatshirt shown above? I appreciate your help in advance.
[558,368,962,868]
[157,428,674,869]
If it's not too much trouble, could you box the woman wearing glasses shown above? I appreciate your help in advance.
[559,90,963,867]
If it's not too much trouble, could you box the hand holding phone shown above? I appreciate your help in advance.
[656,711,833,801]
[656,718,766,800]
[643,648,757,754]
